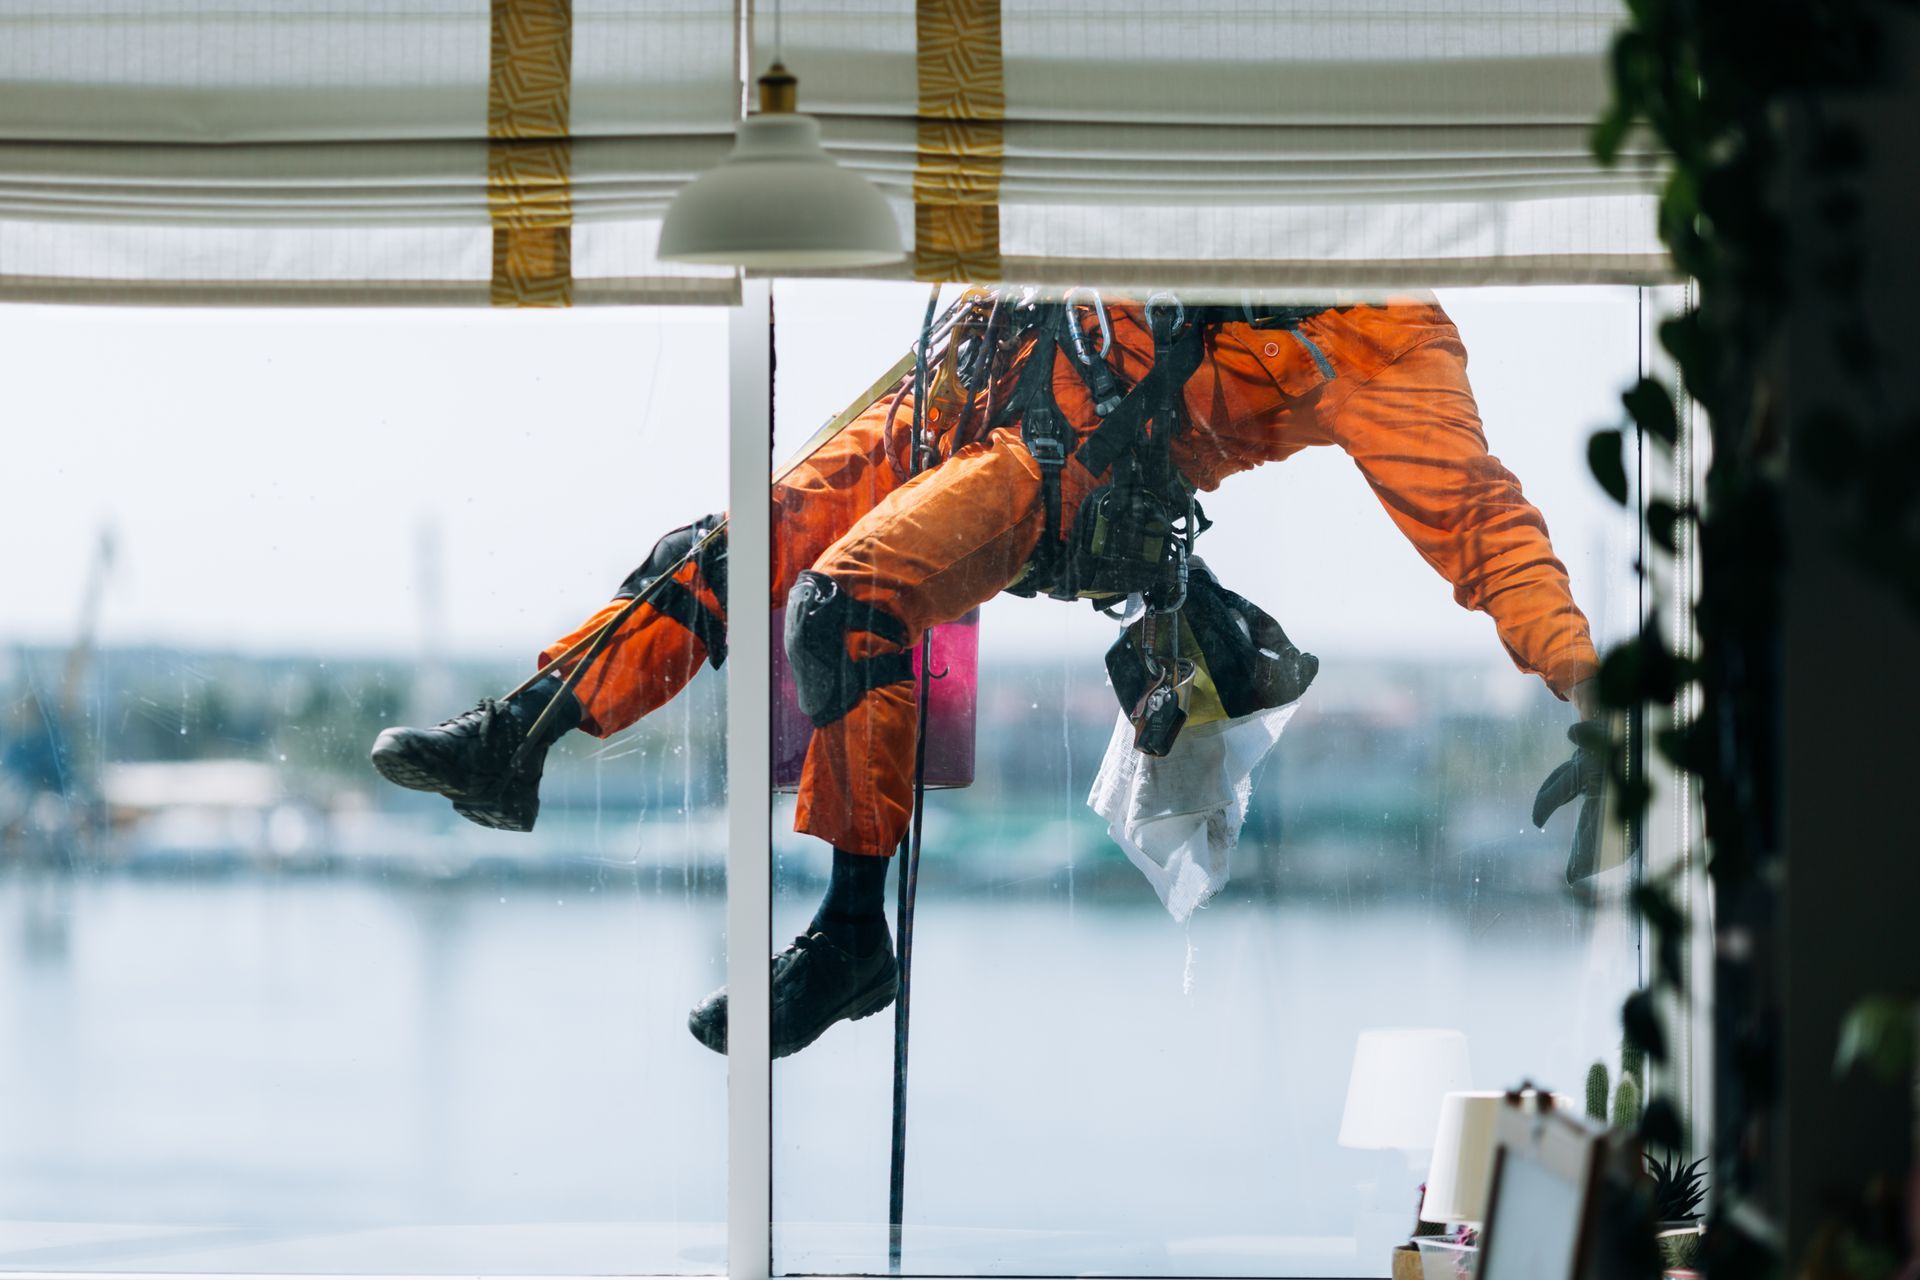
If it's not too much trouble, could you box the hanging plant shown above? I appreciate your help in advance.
[1589,0,1919,1274]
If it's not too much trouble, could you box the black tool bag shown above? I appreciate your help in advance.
[1179,562,1319,717]
[1105,563,1319,755]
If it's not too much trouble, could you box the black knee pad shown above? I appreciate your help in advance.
[784,571,915,728]
[618,513,728,667]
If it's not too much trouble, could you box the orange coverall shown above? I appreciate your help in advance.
[540,297,1600,858]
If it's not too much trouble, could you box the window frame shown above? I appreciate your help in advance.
[0,280,1705,1280]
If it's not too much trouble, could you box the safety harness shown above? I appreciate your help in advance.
[787,286,1332,753]
[983,290,1337,613]
[972,287,1333,753]
[615,513,730,667]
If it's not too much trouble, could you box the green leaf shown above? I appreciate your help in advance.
[1655,721,1712,774]
[1835,996,1917,1082]
[1589,428,1630,504]
[1600,623,1680,706]
[1623,377,1680,447]
[1624,990,1669,1063]
[1640,1097,1684,1151]
[1597,638,1643,710]
[1647,499,1681,553]
[1615,775,1653,825]
[1628,890,1689,990]
[1632,882,1686,936]
[1591,110,1630,166]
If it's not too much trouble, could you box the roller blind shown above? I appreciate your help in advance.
[0,0,1671,305]
[768,0,1672,287]
[0,0,741,305]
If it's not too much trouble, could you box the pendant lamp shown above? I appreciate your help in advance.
[658,63,904,268]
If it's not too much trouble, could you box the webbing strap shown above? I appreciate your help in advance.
[1073,320,1205,483]
[649,577,728,668]
[992,295,1337,601]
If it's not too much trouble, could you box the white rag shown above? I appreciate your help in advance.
[1087,700,1300,922]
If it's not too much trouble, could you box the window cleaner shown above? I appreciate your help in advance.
[369,286,1609,1062]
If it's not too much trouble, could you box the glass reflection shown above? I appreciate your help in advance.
[0,308,728,1274]
[769,282,1643,1277]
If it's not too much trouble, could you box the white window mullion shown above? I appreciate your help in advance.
[726,276,773,1280]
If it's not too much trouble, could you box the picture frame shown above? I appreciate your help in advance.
[1477,1092,1610,1280]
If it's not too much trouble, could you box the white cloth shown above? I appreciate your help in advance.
[763,0,1672,287]
[1088,700,1300,923]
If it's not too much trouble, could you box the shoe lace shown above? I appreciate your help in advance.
[772,933,827,981]
[444,698,503,743]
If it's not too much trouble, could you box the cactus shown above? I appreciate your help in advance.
[1620,1037,1647,1088]
[1585,1061,1611,1123]
[1612,1073,1642,1133]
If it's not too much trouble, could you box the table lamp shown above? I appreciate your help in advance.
[1420,1090,1543,1225]
[1337,1028,1473,1169]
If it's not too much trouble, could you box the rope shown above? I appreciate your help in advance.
[889,283,943,1274]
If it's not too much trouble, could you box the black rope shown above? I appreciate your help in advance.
[889,284,942,1274]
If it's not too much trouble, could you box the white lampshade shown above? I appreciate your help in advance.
[1421,1090,1542,1225]
[658,107,903,269]
[1337,1028,1474,1154]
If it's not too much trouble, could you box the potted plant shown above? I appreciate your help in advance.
[1646,1151,1708,1270]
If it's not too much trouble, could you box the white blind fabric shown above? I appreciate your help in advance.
[769,0,1671,287]
[0,0,1669,304]
[0,1,740,305]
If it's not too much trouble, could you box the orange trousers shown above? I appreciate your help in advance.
[541,298,1600,858]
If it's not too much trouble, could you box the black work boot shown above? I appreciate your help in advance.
[687,927,899,1059]
[368,670,582,832]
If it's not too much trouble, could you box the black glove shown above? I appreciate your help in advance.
[1533,719,1608,883]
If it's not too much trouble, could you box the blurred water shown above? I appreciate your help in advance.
[0,872,1632,1277]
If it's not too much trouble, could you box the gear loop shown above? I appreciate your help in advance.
[1144,291,1187,341]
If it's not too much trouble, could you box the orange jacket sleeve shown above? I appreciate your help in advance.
[1328,333,1601,699]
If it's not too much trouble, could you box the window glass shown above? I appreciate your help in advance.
[0,308,728,1274]
[768,282,1643,1277]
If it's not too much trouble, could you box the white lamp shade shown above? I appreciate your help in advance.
[1419,1091,1518,1225]
[658,112,904,268]
[1337,1028,1473,1151]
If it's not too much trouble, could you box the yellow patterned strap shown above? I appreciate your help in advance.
[488,0,573,307]
[915,0,1004,282]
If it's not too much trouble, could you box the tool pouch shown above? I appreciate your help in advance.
[1105,564,1318,756]
[1066,480,1182,604]
[1180,561,1319,716]
[1105,615,1194,759]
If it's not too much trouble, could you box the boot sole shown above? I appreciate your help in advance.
[772,968,899,1059]
[451,795,537,833]
[370,739,537,832]
[369,745,462,796]
[687,966,898,1059]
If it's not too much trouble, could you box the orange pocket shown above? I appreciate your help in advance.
[1225,327,1334,399]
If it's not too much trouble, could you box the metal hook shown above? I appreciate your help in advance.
[1145,290,1187,340]
[959,293,1004,392]
[1062,287,1123,416]
[1064,286,1113,355]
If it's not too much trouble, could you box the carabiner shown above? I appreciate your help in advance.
[958,293,1003,393]
[1162,539,1190,614]
[1062,287,1123,417]
[1064,286,1113,356]
[1145,291,1187,343]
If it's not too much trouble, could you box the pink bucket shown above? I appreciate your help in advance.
[771,608,980,793]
